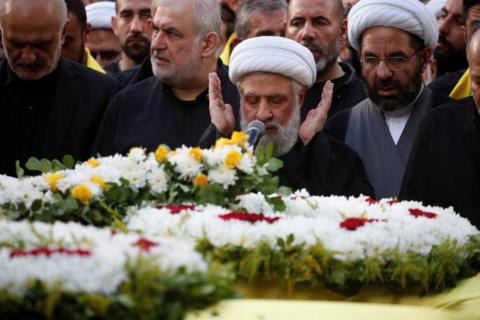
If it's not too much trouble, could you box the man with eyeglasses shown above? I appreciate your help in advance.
[325,0,451,199]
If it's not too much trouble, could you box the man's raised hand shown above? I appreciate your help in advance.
[299,81,334,145]
[208,72,235,136]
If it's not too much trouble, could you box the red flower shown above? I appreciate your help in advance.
[9,247,91,258]
[409,208,437,219]
[340,218,387,231]
[219,212,280,224]
[387,199,398,206]
[159,204,196,214]
[365,197,379,205]
[133,238,159,252]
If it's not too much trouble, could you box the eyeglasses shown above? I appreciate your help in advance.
[360,49,423,71]
[90,49,121,61]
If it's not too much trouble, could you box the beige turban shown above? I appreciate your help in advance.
[348,0,438,52]
[86,1,115,30]
[229,36,317,88]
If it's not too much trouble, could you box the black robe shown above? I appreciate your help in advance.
[278,133,374,197]
[93,62,240,156]
[0,58,119,176]
[399,98,480,227]
[301,61,366,120]
[428,69,465,98]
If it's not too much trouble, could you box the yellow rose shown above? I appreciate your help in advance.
[189,147,203,162]
[91,175,108,190]
[194,174,208,187]
[44,172,64,192]
[230,131,248,146]
[155,146,169,162]
[71,184,92,205]
[215,137,233,149]
[86,158,99,168]
[224,150,243,169]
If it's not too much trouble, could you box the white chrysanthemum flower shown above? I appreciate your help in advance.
[207,165,237,188]
[148,166,168,194]
[169,150,202,180]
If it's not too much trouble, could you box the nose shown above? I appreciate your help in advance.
[130,15,143,33]
[300,21,315,42]
[437,15,450,36]
[256,100,273,122]
[376,59,393,80]
[19,45,36,64]
[151,31,166,51]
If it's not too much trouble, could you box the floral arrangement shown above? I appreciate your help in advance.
[126,191,480,295]
[0,220,235,319]
[0,132,284,227]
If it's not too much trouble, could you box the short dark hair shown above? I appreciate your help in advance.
[235,0,287,39]
[65,0,87,30]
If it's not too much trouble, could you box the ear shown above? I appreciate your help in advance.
[200,32,219,58]
[421,47,432,71]
[298,86,307,106]
[340,18,347,43]
[61,19,68,43]
[83,23,91,43]
[112,16,119,36]
[462,25,467,43]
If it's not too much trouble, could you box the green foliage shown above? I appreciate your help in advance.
[0,258,236,320]
[196,234,480,296]
[24,156,75,174]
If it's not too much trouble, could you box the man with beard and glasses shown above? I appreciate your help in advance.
[93,0,240,156]
[286,0,366,120]
[0,0,118,176]
[324,0,450,199]
[208,36,373,197]
[107,0,152,74]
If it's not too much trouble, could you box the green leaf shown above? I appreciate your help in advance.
[15,161,24,178]
[264,142,273,159]
[62,155,75,169]
[31,199,43,212]
[266,196,286,212]
[25,157,42,172]
[265,158,283,172]
[39,159,53,173]
[51,159,65,172]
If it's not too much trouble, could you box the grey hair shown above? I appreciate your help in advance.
[0,0,67,28]
[235,0,287,39]
[153,0,221,37]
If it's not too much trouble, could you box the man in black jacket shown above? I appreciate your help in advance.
[0,0,118,176]
[400,28,480,227]
[93,0,240,155]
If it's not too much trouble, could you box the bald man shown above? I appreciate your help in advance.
[0,0,118,176]
[400,28,480,228]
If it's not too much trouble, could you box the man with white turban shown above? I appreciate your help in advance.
[324,0,451,199]
[85,1,121,68]
[209,36,374,197]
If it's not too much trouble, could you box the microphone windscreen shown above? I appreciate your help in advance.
[246,120,265,147]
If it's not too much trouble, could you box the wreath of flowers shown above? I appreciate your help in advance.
[126,191,480,295]
[0,220,234,319]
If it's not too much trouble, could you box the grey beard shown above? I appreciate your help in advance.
[240,106,300,157]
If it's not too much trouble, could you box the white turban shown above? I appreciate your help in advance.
[229,36,317,88]
[426,0,447,19]
[348,0,438,52]
[86,1,115,30]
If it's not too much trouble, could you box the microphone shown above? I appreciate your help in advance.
[246,120,265,149]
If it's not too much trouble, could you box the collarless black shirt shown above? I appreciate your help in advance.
[0,60,60,175]
[302,61,366,120]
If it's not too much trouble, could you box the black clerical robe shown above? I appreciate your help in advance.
[0,58,118,176]
[301,61,366,120]
[277,133,374,197]
[399,98,480,227]
[93,63,240,155]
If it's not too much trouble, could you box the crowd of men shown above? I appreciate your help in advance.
[0,0,478,227]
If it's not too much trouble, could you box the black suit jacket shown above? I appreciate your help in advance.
[0,58,119,176]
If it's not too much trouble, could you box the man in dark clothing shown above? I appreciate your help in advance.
[0,0,118,177]
[399,28,480,227]
[93,0,239,155]
[286,0,366,120]
[209,36,373,197]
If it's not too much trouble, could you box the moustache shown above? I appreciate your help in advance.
[301,41,322,53]
[14,61,46,69]
[126,34,150,45]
